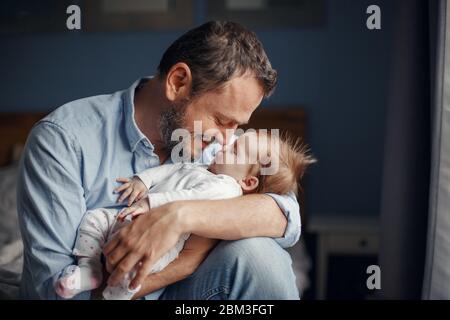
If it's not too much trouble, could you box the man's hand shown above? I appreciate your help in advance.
[132,235,218,300]
[103,202,186,290]
[103,194,288,295]
[117,197,151,222]
[114,176,148,206]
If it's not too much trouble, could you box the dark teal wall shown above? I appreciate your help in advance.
[0,0,395,217]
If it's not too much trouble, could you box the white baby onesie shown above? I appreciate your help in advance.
[55,162,242,300]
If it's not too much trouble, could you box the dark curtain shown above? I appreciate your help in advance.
[422,0,450,299]
[378,0,434,299]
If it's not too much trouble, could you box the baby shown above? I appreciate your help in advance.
[54,130,315,300]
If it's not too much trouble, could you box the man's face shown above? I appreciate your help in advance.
[178,73,264,159]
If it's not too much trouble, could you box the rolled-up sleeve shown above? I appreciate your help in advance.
[17,121,89,299]
[265,191,301,248]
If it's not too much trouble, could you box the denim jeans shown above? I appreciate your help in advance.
[159,237,300,300]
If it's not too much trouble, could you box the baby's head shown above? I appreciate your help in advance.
[208,130,316,196]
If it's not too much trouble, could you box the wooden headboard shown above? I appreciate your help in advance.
[242,107,306,141]
[0,112,47,167]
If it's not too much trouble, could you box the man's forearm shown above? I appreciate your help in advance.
[178,194,287,240]
[132,235,218,299]
[103,194,290,290]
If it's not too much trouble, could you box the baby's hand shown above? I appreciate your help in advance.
[117,197,151,222]
[114,176,148,206]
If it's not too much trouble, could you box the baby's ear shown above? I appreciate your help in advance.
[238,176,259,193]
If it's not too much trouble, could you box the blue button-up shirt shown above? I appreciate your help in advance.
[17,77,301,300]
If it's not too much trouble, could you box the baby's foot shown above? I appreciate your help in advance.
[55,265,82,299]
[102,283,142,300]
[102,273,141,300]
[55,265,103,299]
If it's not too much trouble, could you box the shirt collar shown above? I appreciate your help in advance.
[123,77,155,152]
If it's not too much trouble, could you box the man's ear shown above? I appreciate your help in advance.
[238,176,259,193]
[164,62,192,101]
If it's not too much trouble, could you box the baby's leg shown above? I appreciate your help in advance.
[102,233,190,300]
[55,257,103,299]
[55,208,118,299]
[150,233,190,273]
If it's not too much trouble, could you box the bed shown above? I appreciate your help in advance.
[0,108,311,299]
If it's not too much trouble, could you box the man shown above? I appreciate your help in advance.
[18,21,301,300]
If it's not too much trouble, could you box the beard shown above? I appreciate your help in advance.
[157,99,189,152]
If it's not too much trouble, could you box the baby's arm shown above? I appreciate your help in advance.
[115,163,183,206]
[118,178,242,220]
[136,163,184,188]
[149,178,242,208]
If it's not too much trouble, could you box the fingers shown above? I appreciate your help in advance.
[114,182,130,194]
[122,208,145,222]
[131,210,145,219]
[116,177,131,183]
[105,259,114,274]
[117,188,133,203]
[117,206,137,221]
[128,190,142,206]
[103,234,121,257]
[107,253,142,287]
[136,191,147,201]
[104,247,129,282]
[129,258,154,290]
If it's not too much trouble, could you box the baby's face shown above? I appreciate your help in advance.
[209,132,266,181]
